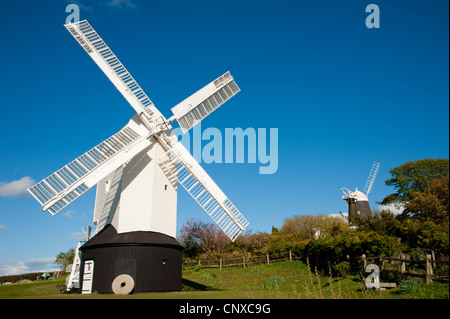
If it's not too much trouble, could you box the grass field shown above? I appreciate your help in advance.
[0,260,447,299]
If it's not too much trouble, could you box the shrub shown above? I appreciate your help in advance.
[398,279,449,299]
[333,261,350,278]
[398,278,421,295]
[263,276,284,289]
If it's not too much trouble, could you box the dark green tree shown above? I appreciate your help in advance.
[380,158,449,205]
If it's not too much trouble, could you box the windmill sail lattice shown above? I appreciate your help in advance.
[27,19,249,294]
[28,121,152,215]
[170,72,241,133]
[364,161,380,196]
[159,142,249,241]
[65,20,162,123]
[28,19,248,240]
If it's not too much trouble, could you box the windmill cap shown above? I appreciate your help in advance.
[352,188,369,201]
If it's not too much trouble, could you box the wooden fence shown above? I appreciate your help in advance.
[359,253,449,284]
[182,251,449,283]
[183,251,301,270]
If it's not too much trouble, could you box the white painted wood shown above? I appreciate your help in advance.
[28,115,152,215]
[64,20,164,125]
[28,19,249,244]
[159,142,248,241]
[81,260,94,294]
[170,71,240,133]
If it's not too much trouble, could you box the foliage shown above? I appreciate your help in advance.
[176,159,449,272]
[398,278,421,294]
[353,210,402,237]
[263,276,284,289]
[398,278,449,299]
[333,261,350,278]
[279,214,350,240]
[399,218,449,254]
[381,158,449,205]
[55,248,75,271]
[305,231,403,265]
[404,175,449,224]
[233,229,269,254]
[178,218,229,258]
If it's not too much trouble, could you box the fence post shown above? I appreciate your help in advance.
[267,254,270,265]
[362,254,367,269]
[426,254,433,284]
[243,255,246,268]
[289,250,292,262]
[431,250,436,273]
[380,255,385,271]
[219,258,222,271]
[400,255,406,274]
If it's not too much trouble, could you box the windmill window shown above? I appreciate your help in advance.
[164,185,168,191]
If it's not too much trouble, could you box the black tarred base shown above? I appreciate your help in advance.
[79,225,183,294]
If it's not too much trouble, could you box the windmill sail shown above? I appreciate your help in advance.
[364,161,380,196]
[64,20,163,124]
[27,118,153,215]
[170,71,240,133]
[159,142,249,241]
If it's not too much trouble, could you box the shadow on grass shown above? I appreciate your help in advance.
[181,279,221,292]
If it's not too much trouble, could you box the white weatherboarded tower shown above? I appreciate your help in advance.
[27,20,249,294]
[341,162,380,223]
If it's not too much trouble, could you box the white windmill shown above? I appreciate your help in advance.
[341,161,380,223]
[27,20,249,294]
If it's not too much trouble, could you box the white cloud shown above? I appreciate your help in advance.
[62,210,75,219]
[106,0,137,9]
[0,176,35,198]
[69,231,84,240]
[0,257,59,276]
[376,203,405,216]
[328,212,349,222]
[0,225,6,230]
[64,0,138,13]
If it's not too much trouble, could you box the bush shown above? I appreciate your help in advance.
[333,261,350,278]
[398,279,449,299]
[263,276,284,289]
[305,230,403,270]
[398,278,421,295]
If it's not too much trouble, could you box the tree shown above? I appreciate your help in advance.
[234,230,269,253]
[399,218,449,254]
[354,210,402,237]
[280,214,326,239]
[380,158,449,205]
[280,214,349,240]
[177,218,229,257]
[404,175,449,223]
[55,248,75,271]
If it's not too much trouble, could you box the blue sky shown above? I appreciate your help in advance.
[0,0,448,275]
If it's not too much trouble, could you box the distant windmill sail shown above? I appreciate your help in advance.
[364,161,380,196]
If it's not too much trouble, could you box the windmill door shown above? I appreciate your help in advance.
[81,260,94,294]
